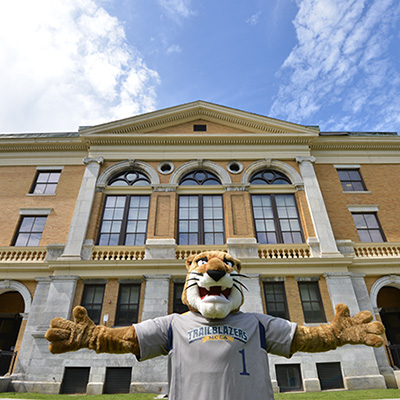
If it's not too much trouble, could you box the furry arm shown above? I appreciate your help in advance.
[290,303,385,354]
[45,306,140,356]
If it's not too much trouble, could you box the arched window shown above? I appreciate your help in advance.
[177,170,224,245]
[179,170,221,186]
[250,169,291,185]
[108,170,151,186]
[97,169,151,246]
[249,170,303,244]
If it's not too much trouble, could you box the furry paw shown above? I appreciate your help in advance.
[45,306,96,354]
[332,303,385,348]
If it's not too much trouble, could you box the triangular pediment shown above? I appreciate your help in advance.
[79,101,319,136]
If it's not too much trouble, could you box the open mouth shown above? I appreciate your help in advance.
[199,286,231,300]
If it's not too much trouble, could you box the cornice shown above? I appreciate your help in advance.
[311,136,400,151]
[79,101,320,136]
[0,136,86,153]
[83,133,315,147]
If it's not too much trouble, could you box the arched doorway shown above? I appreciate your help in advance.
[377,286,400,368]
[0,291,24,375]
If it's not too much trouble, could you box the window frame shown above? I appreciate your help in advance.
[336,168,367,192]
[30,169,62,195]
[12,215,47,247]
[81,284,105,325]
[96,195,150,246]
[263,281,290,320]
[351,212,386,242]
[251,193,304,244]
[177,194,225,245]
[298,281,326,323]
[172,282,189,314]
[275,364,303,392]
[114,283,141,326]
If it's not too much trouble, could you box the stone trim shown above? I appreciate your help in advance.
[169,159,232,185]
[242,159,304,189]
[19,208,53,216]
[334,164,361,169]
[370,275,400,309]
[0,280,32,314]
[97,160,160,189]
[347,205,379,213]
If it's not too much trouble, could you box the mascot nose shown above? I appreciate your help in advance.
[207,270,226,282]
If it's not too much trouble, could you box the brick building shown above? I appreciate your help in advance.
[0,101,400,394]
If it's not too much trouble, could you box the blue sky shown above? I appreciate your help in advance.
[1,0,399,133]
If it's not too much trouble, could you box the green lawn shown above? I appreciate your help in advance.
[274,389,400,399]
[1,389,400,399]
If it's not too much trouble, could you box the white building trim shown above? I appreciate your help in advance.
[97,159,160,189]
[0,280,32,315]
[169,160,232,185]
[242,159,303,189]
[370,275,400,311]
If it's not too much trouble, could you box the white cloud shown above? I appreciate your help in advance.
[166,44,183,54]
[158,0,195,22]
[246,11,262,26]
[270,0,400,131]
[0,0,160,132]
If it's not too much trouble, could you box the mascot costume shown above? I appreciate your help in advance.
[46,251,385,399]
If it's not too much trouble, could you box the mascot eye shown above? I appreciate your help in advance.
[196,258,208,266]
[224,259,234,267]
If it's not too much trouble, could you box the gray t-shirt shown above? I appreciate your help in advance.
[135,311,297,400]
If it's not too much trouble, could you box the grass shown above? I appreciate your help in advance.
[1,389,400,399]
[274,389,400,399]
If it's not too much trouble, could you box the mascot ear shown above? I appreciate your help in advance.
[186,254,197,270]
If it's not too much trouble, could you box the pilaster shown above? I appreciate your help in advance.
[296,156,342,257]
[59,157,104,260]
[323,272,386,389]
[141,274,171,320]
[351,273,397,388]
[240,274,263,313]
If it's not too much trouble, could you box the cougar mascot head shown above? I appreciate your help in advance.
[182,251,246,319]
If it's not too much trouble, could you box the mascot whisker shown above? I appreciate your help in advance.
[46,251,385,400]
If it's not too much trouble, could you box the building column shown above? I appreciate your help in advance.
[323,273,386,390]
[12,276,79,393]
[296,156,341,257]
[240,274,263,313]
[141,275,171,320]
[351,274,397,388]
[59,157,104,260]
[131,275,171,392]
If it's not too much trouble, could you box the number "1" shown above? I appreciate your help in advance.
[239,349,250,376]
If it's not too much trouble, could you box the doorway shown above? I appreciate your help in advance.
[0,291,24,375]
[378,286,400,368]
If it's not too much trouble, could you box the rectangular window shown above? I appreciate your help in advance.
[275,364,303,392]
[61,367,90,394]
[30,170,62,194]
[352,212,386,242]
[115,284,141,325]
[251,194,303,244]
[193,124,207,132]
[97,195,150,246]
[263,282,289,320]
[81,284,105,324]
[13,216,47,246]
[173,282,189,314]
[178,195,224,245]
[317,362,344,390]
[104,367,132,394]
[337,169,367,191]
[298,281,326,323]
